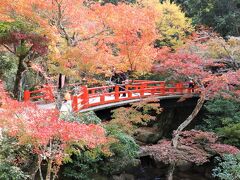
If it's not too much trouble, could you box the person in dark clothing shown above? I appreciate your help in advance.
[111,70,128,97]
[189,79,195,92]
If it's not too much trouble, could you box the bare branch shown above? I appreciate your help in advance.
[52,0,110,46]
[3,44,15,54]
[79,28,109,41]
[220,42,239,70]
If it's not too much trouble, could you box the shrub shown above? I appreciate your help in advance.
[0,135,30,180]
[198,98,240,147]
[60,111,102,124]
[213,154,240,180]
[62,124,139,179]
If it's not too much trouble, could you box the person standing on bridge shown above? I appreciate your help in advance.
[111,68,128,97]
[188,79,195,92]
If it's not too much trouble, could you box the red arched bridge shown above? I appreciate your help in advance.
[23,80,198,112]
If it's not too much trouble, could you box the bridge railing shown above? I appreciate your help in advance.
[23,83,84,103]
[71,81,197,111]
[24,85,55,102]
[23,80,197,111]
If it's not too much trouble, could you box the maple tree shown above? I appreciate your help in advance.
[0,0,158,80]
[141,130,240,180]
[141,130,240,165]
[153,30,240,179]
[181,29,240,70]
[110,98,162,135]
[204,36,240,69]
[154,37,240,147]
[46,1,158,76]
[0,81,107,180]
[0,21,49,99]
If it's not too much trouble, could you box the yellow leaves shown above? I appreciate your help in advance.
[207,37,240,61]
[141,0,193,48]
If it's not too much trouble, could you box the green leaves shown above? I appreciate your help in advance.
[62,124,139,179]
[60,111,102,124]
[0,20,35,35]
[176,0,240,36]
[213,154,240,180]
[0,136,31,180]
[199,98,240,147]
[0,163,29,180]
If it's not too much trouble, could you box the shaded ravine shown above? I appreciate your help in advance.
[93,97,214,180]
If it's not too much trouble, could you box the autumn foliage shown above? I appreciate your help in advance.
[1,0,240,178]
[0,81,107,178]
[141,130,240,165]
[0,0,159,78]
[154,47,240,99]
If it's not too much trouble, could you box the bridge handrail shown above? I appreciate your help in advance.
[71,81,197,111]
[24,85,55,102]
[24,80,198,111]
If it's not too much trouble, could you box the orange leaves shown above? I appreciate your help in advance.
[48,2,159,74]
[1,0,159,76]
[94,3,157,72]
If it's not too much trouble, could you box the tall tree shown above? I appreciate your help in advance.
[141,0,193,48]
[174,0,240,36]
[0,81,107,179]
[0,21,49,99]
[153,33,240,179]
[1,0,158,77]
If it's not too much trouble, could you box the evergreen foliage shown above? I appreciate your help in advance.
[0,53,17,91]
[213,154,240,180]
[62,124,139,179]
[174,0,240,36]
[199,98,240,147]
[63,147,104,180]
[0,136,31,180]
[101,124,139,174]
[61,111,102,124]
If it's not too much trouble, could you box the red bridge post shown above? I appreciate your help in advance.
[115,85,119,101]
[24,90,30,102]
[176,83,183,94]
[81,86,89,108]
[100,94,105,104]
[72,96,78,111]
[128,90,132,98]
[140,83,145,96]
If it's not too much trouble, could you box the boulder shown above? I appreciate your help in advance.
[134,127,161,144]
[112,173,135,180]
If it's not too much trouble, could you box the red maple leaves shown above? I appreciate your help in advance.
[0,81,107,166]
[141,130,240,165]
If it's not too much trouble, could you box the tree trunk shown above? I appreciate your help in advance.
[46,159,53,180]
[13,56,27,100]
[167,93,206,179]
[56,89,63,110]
[172,93,206,148]
[167,163,176,180]
[38,156,44,180]
[29,156,40,180]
